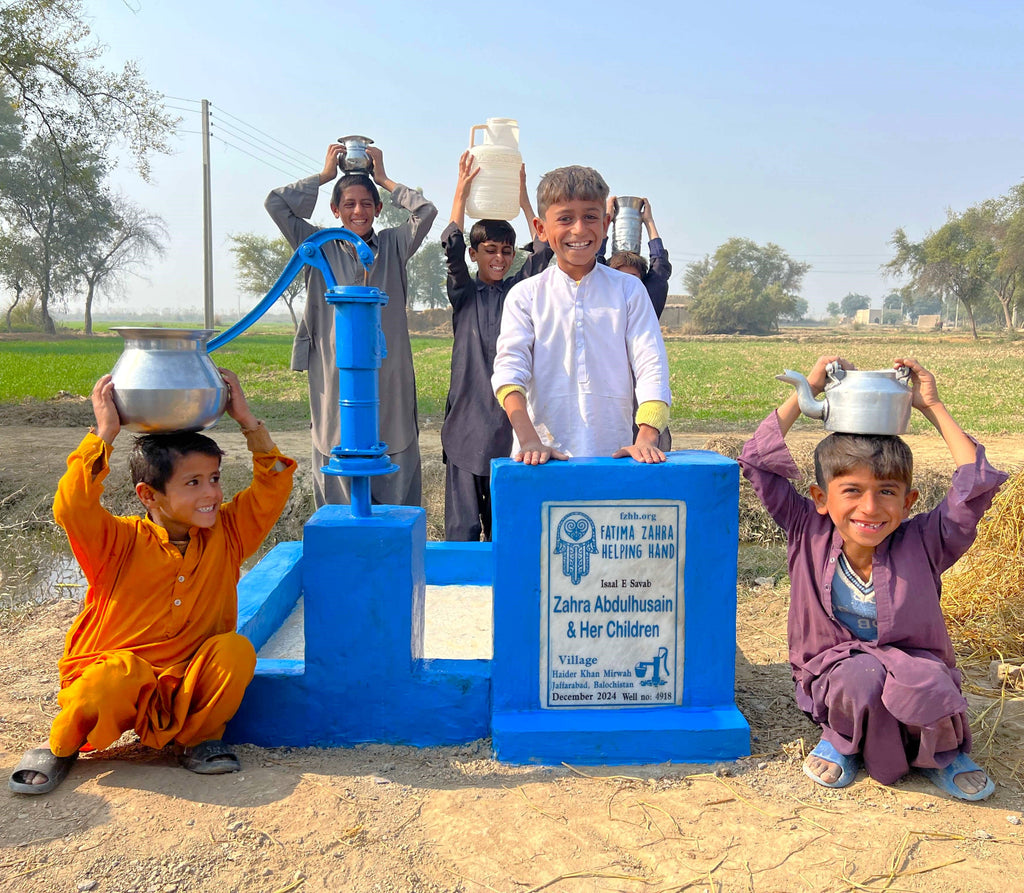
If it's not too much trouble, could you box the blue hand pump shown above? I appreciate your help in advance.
[208,228,393,518]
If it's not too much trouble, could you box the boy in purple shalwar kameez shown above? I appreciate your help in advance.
[739,355,1006,800]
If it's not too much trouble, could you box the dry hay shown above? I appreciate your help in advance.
[943,470,1024,663]
[702,435,950,550]
[421,455,446,540]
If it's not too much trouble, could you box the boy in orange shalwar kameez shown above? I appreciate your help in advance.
[9,369,296,794]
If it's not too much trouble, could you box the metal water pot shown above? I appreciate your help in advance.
[776,362,913,435]
[110,328,228,433]
[337,135,374,175]
[611,196,644,254]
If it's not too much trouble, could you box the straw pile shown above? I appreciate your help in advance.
[943,470,1024,663]
[703,435,951,550]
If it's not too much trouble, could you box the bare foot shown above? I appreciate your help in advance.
[952,768,989,796]
[804,753,844,785]
[9,746,79,794]
[15,743,52,785]
[19,770,48,785]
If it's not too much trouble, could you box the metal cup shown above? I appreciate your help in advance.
[337,135,374,175]
[611,196,644,254]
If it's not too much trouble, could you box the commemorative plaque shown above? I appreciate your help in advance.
[540,500,685,708]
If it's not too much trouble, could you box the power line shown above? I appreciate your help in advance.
[162,97,312,176]
[209,116,310,175]
[209,134,299,179]
[211,102,320,168]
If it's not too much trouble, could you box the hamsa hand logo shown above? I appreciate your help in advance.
[554,512,597,585]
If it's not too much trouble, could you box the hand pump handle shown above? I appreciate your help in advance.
[208,228,374,352]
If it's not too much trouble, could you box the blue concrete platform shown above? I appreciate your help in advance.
[228,452,749,765]
[227,506,491,748]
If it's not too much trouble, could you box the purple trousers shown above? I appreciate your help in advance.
[811,652,970,785]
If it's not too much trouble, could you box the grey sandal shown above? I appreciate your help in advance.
[177,739,240,775]
[9,748,78,795]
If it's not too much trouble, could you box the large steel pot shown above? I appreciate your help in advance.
[110,328,228,433]
[611,196,644,254]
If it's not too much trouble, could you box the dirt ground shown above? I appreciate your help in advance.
[2,406,1024,893]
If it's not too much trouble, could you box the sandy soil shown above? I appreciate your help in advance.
[2,413,1024,893]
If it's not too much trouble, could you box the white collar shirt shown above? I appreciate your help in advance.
[492,262,670,458]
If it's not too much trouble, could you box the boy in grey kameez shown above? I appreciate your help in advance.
[266,142,437,508]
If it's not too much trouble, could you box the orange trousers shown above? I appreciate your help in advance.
[50,632,256,757]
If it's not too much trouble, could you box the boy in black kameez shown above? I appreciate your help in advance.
[440,152,553,540]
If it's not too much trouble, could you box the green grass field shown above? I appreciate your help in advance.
[2,328,1022,434]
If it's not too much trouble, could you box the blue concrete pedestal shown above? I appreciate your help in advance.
[490,453,750,765]
[228,505,490,747]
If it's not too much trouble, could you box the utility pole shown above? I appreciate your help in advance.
[201,99,214,328]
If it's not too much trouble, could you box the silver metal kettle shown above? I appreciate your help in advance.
[776,362,913,435]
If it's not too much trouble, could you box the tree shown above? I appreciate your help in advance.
[839,292,870,318]
[887,210,996,339]
[683,255,712,297]
[376,191,447,309]
[80,201,167,335]
[974,185,1024,330]
[686,238,809,335]
[0,134,111,333]
[779,296,808,323]
[406,238,448,310]
[229,232,304,330]
[0,0,176,180]
[0,84,22,159]
[0,232,36,331]
[826,301,841,319]
[880,293,903,325]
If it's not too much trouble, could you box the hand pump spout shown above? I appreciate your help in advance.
[210,228,391,518]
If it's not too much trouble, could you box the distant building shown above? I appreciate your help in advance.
[660,295,692,330]
[916,314,942,330]
[854,308,882,324]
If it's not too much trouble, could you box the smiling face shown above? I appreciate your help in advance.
[469,240,515,284]
[136,452,224,541]
[535,199,609,279]
[332,183,381,238]
[810,465,918,561]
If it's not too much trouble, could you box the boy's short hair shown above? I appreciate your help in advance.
[609,250,648,277]
[129,432,225,492]
[469,219,516,250]
[536,165,609,218]
[813,433,914,490]
[331,174,381,210]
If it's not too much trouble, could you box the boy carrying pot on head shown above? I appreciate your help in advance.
[738,355,1005,800]
[600,195,674,451]
[266,140,437,509]
[491,165,671,465]
[9,371,296,794]
[600,196,672,319]
[440,152,553,541]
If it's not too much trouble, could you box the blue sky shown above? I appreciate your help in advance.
[82,0,1024,317]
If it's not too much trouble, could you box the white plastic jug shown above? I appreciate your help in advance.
[466,117,521,221]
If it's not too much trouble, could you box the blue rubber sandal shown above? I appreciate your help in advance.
[920,752,995,801]
[803,739,860,788]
